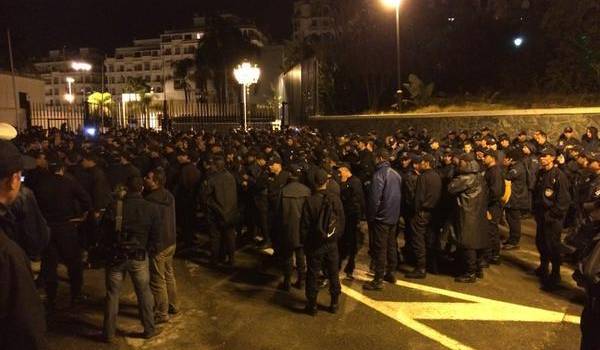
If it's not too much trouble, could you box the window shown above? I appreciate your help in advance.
[164,48,172,55]
[135,64,142,71]
[155,75,161,82]
[108,65,114,72]
[144,62,150,71]
[175,47,181,55]
[110,77,115,84]
[118,65,124,72]
[145,75,151,82]
[312,19,318,27]
[54,88,59,95]
[184,34,192,40]
[152,51,158,56]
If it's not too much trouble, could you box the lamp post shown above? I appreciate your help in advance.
[64,77,75,104]
[233,62,261,132]
[71,61,92,130]
[381,0,404,111]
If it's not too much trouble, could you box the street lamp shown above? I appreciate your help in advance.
[381,0,404,111]
[233,62,261,132]
[71,61,92,103]
[64,76,75,104]
[513,36,524,48]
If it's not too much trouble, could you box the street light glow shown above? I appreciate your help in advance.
[234,62,261,86]
[382,0,402,8]
[71,61,92,71]
[64,93,75,104]
[513,36,524,47]
[66,77,75,83]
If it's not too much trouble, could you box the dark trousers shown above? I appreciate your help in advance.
[339,215,359,274]
[462,248,485,274]
[103,255,155,339]
[410,210,434,270]
[486,204,502,258]
[369,221,398,280]
[177,195,196,247]
[535,213,564,274]
[209,221,236,263]
[581,298,600,350]
[282,247,306,279]
[42,222,83,302]
[254,196,270,242]
[505,208,523,245]
[306,242,340,301]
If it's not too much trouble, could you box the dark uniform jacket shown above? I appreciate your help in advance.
[414,168,442,212]
[145,188,177,252]
[8,187,50,257]
[484,164,505,208]
[0,208,47,350]
[107,163,141,190]
[448,161,490,250]
[533,165,571,220]
[505,161,530,210]
[34,174,91,223]
[340,176,365,219]
[280,181,312,250]
[204,169,238,227]
[300,190,345,252]
[268,170,290,213]
[104,193,162,254]
[86,165,112,212]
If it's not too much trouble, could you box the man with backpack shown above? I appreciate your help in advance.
[300,169,345,316]
[363,148,403,291]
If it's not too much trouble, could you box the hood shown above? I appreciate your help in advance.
[459,160,480,174]
[145,188,174,207]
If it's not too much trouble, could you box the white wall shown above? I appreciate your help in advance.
[0,73,45,128]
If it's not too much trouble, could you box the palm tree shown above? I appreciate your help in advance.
[124,77,154,127]
[195,15,261,103]
[172,58,195,103]
[87,92,113,127]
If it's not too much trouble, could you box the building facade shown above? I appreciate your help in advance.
[293,0,336,42]
[33,48,104,106]
[0,72,45,127]
[104,14,269,103]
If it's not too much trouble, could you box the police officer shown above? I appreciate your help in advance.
[406,154,442,279]
[337,162,365,279]
[483,149,504,265]
[35,158,92,309]
[204,156,239,266]
[102,176,162,342]
[300,169,345,315]
[533,147,571,289]
[266,156,290,251]
[503,149,529,250]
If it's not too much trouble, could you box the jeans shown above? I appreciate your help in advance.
[369,221,398,280]
[103,255,155,339]
[150,245,178,319]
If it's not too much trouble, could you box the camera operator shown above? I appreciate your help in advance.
[102,176,162,343]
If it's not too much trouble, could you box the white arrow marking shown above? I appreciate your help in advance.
[342,270,580,350]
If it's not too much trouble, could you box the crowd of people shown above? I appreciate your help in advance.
[1,124,600,349]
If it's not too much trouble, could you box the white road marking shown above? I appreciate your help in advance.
[343,270,580,350]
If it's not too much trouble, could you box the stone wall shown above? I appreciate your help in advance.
[307,108,600,140]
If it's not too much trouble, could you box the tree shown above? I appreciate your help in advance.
[172,58,195,103]
[195,15,261,103]
[87,92,113,126]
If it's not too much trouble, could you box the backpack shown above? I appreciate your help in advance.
[316,193,338,241]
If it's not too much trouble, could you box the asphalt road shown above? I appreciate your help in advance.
[44,219,584,350]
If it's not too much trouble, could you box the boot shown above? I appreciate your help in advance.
[362,279,384,291]
[304,299,318,316]
[475,268,484,279]
[383,272,397,284]
[455,273,477,283]
[278,276,291,292]
[330,294,339,314]
[535,264,549,278]
[292,273,305,289]
[405,268,427,279]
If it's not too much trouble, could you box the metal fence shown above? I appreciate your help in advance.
[29,100,279,131]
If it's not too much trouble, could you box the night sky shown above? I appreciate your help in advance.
[0,0,294,60]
